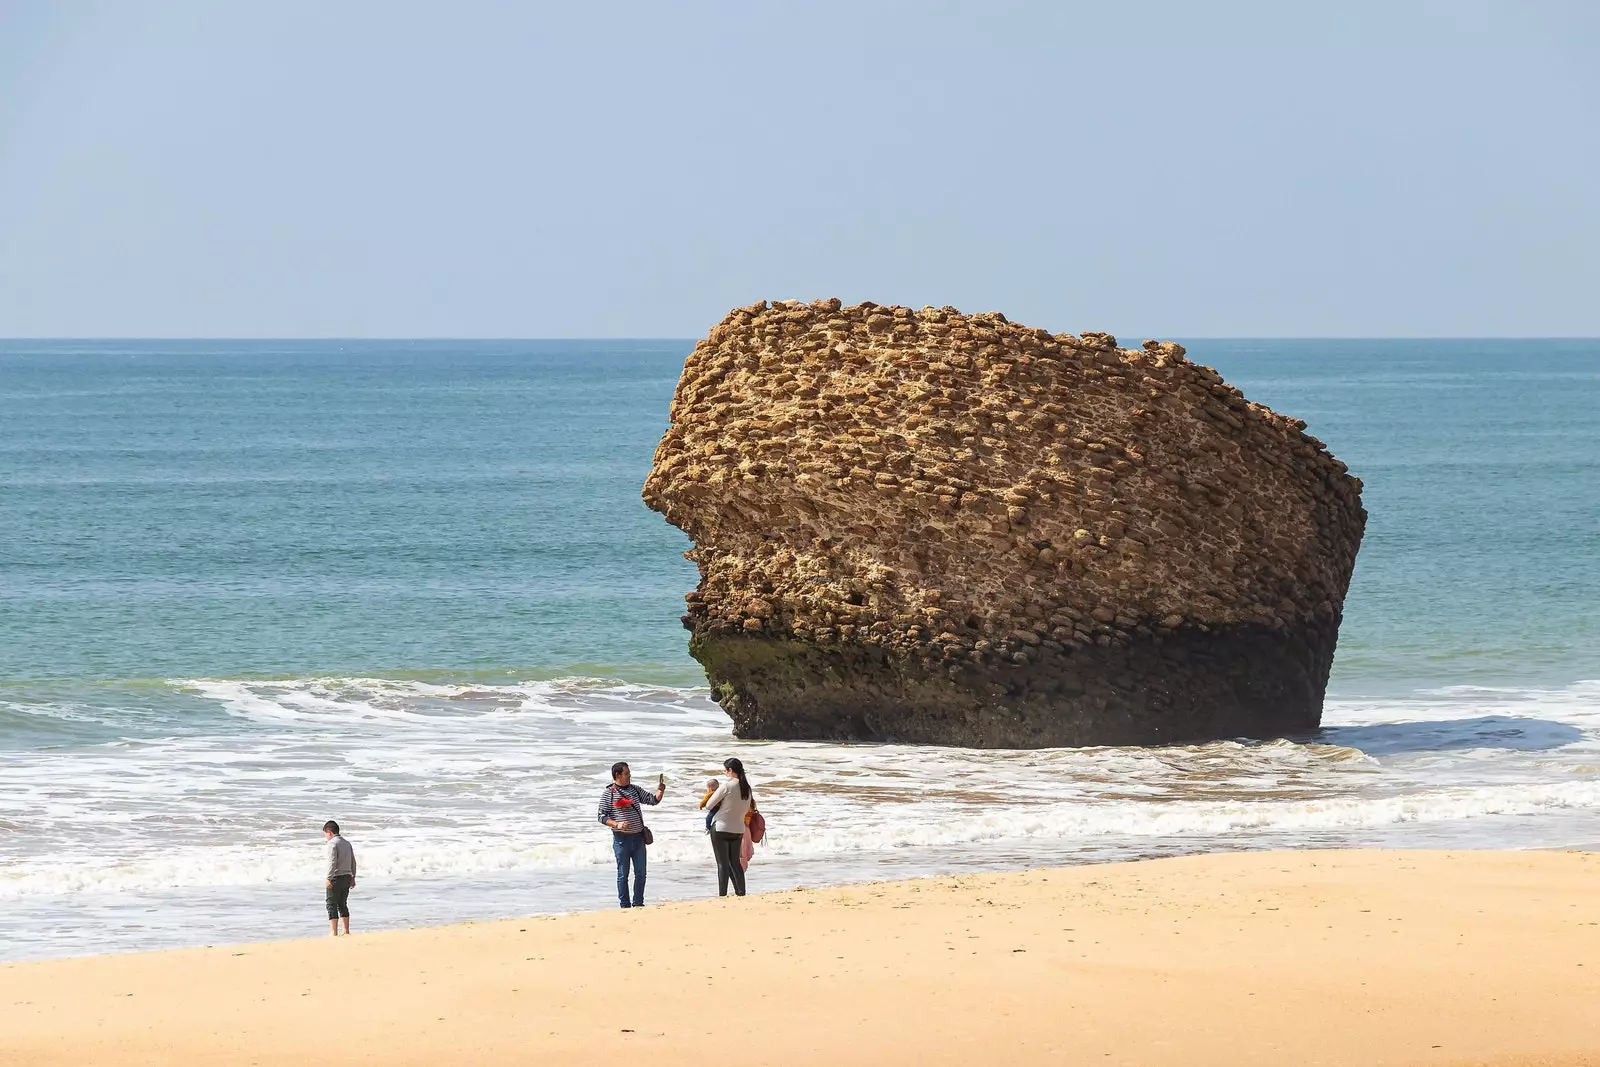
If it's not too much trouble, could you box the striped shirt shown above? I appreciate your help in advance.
[598,783,659,834]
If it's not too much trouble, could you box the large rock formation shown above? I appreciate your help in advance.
[643,300,1365,747]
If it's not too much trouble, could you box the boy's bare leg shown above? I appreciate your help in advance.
[329,918,339,936]
[341,917,351,935]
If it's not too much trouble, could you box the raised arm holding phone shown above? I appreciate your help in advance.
[597,761,665,908]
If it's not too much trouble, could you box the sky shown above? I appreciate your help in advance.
[1,1,1597,338]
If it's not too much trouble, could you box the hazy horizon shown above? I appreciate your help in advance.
[4,2,1598,339]
[7,333,1600,342]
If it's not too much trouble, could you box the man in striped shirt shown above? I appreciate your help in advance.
[598,761,664,908]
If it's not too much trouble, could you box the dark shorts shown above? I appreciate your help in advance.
[326,874,353,919]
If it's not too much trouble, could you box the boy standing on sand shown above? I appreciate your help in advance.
[597,761,663,908]
[323,820,357,936]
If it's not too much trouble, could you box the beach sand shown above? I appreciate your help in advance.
[3,849,1596,1066]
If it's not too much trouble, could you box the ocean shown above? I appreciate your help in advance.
[1,338,1596,961]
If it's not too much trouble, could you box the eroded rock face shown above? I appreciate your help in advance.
[643,299,1365,747]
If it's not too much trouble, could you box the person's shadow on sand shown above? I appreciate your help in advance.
[1313,715,1584,756]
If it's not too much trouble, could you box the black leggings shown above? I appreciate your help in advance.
[711,831,746,897]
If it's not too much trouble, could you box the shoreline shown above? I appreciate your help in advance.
[9,837,1600,966]
[10,673,1599,965]
[4,849,1597,1066]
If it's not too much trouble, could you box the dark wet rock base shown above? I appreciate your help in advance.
[691,617,1341,748]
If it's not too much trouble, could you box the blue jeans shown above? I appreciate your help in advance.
[612,831,647,908]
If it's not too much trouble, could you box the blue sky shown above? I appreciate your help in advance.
[1,1,1596,337]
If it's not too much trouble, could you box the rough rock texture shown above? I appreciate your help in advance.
[643,300,1366,747]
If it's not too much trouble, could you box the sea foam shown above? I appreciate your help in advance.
[1,676,1595,903]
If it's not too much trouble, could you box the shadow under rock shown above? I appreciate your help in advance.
[1313,715,1586,755]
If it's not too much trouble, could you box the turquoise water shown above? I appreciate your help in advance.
[1,338,1596,959]
[4,339,1595,703]
[1,340,699,694]
[1223,340,1599,691]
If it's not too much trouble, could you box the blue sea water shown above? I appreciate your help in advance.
[0,340,700,693]
[1,338,1596,960]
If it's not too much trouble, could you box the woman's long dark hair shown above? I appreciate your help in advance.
[724,757,751,799]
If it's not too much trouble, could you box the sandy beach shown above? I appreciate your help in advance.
[2,849,1595,1066]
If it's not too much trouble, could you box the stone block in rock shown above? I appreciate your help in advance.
[642,300,1365,747]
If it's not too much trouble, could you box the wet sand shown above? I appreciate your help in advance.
[2,849,1596,1066]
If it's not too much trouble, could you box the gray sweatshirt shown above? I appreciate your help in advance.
[327,835,357,880]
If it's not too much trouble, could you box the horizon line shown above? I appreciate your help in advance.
[4,335,1600,343]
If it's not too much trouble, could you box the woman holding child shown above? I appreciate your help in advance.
[699,757,757,897]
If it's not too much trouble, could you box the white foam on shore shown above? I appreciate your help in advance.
[1,675,1596,902]
[3,777,1599,899]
